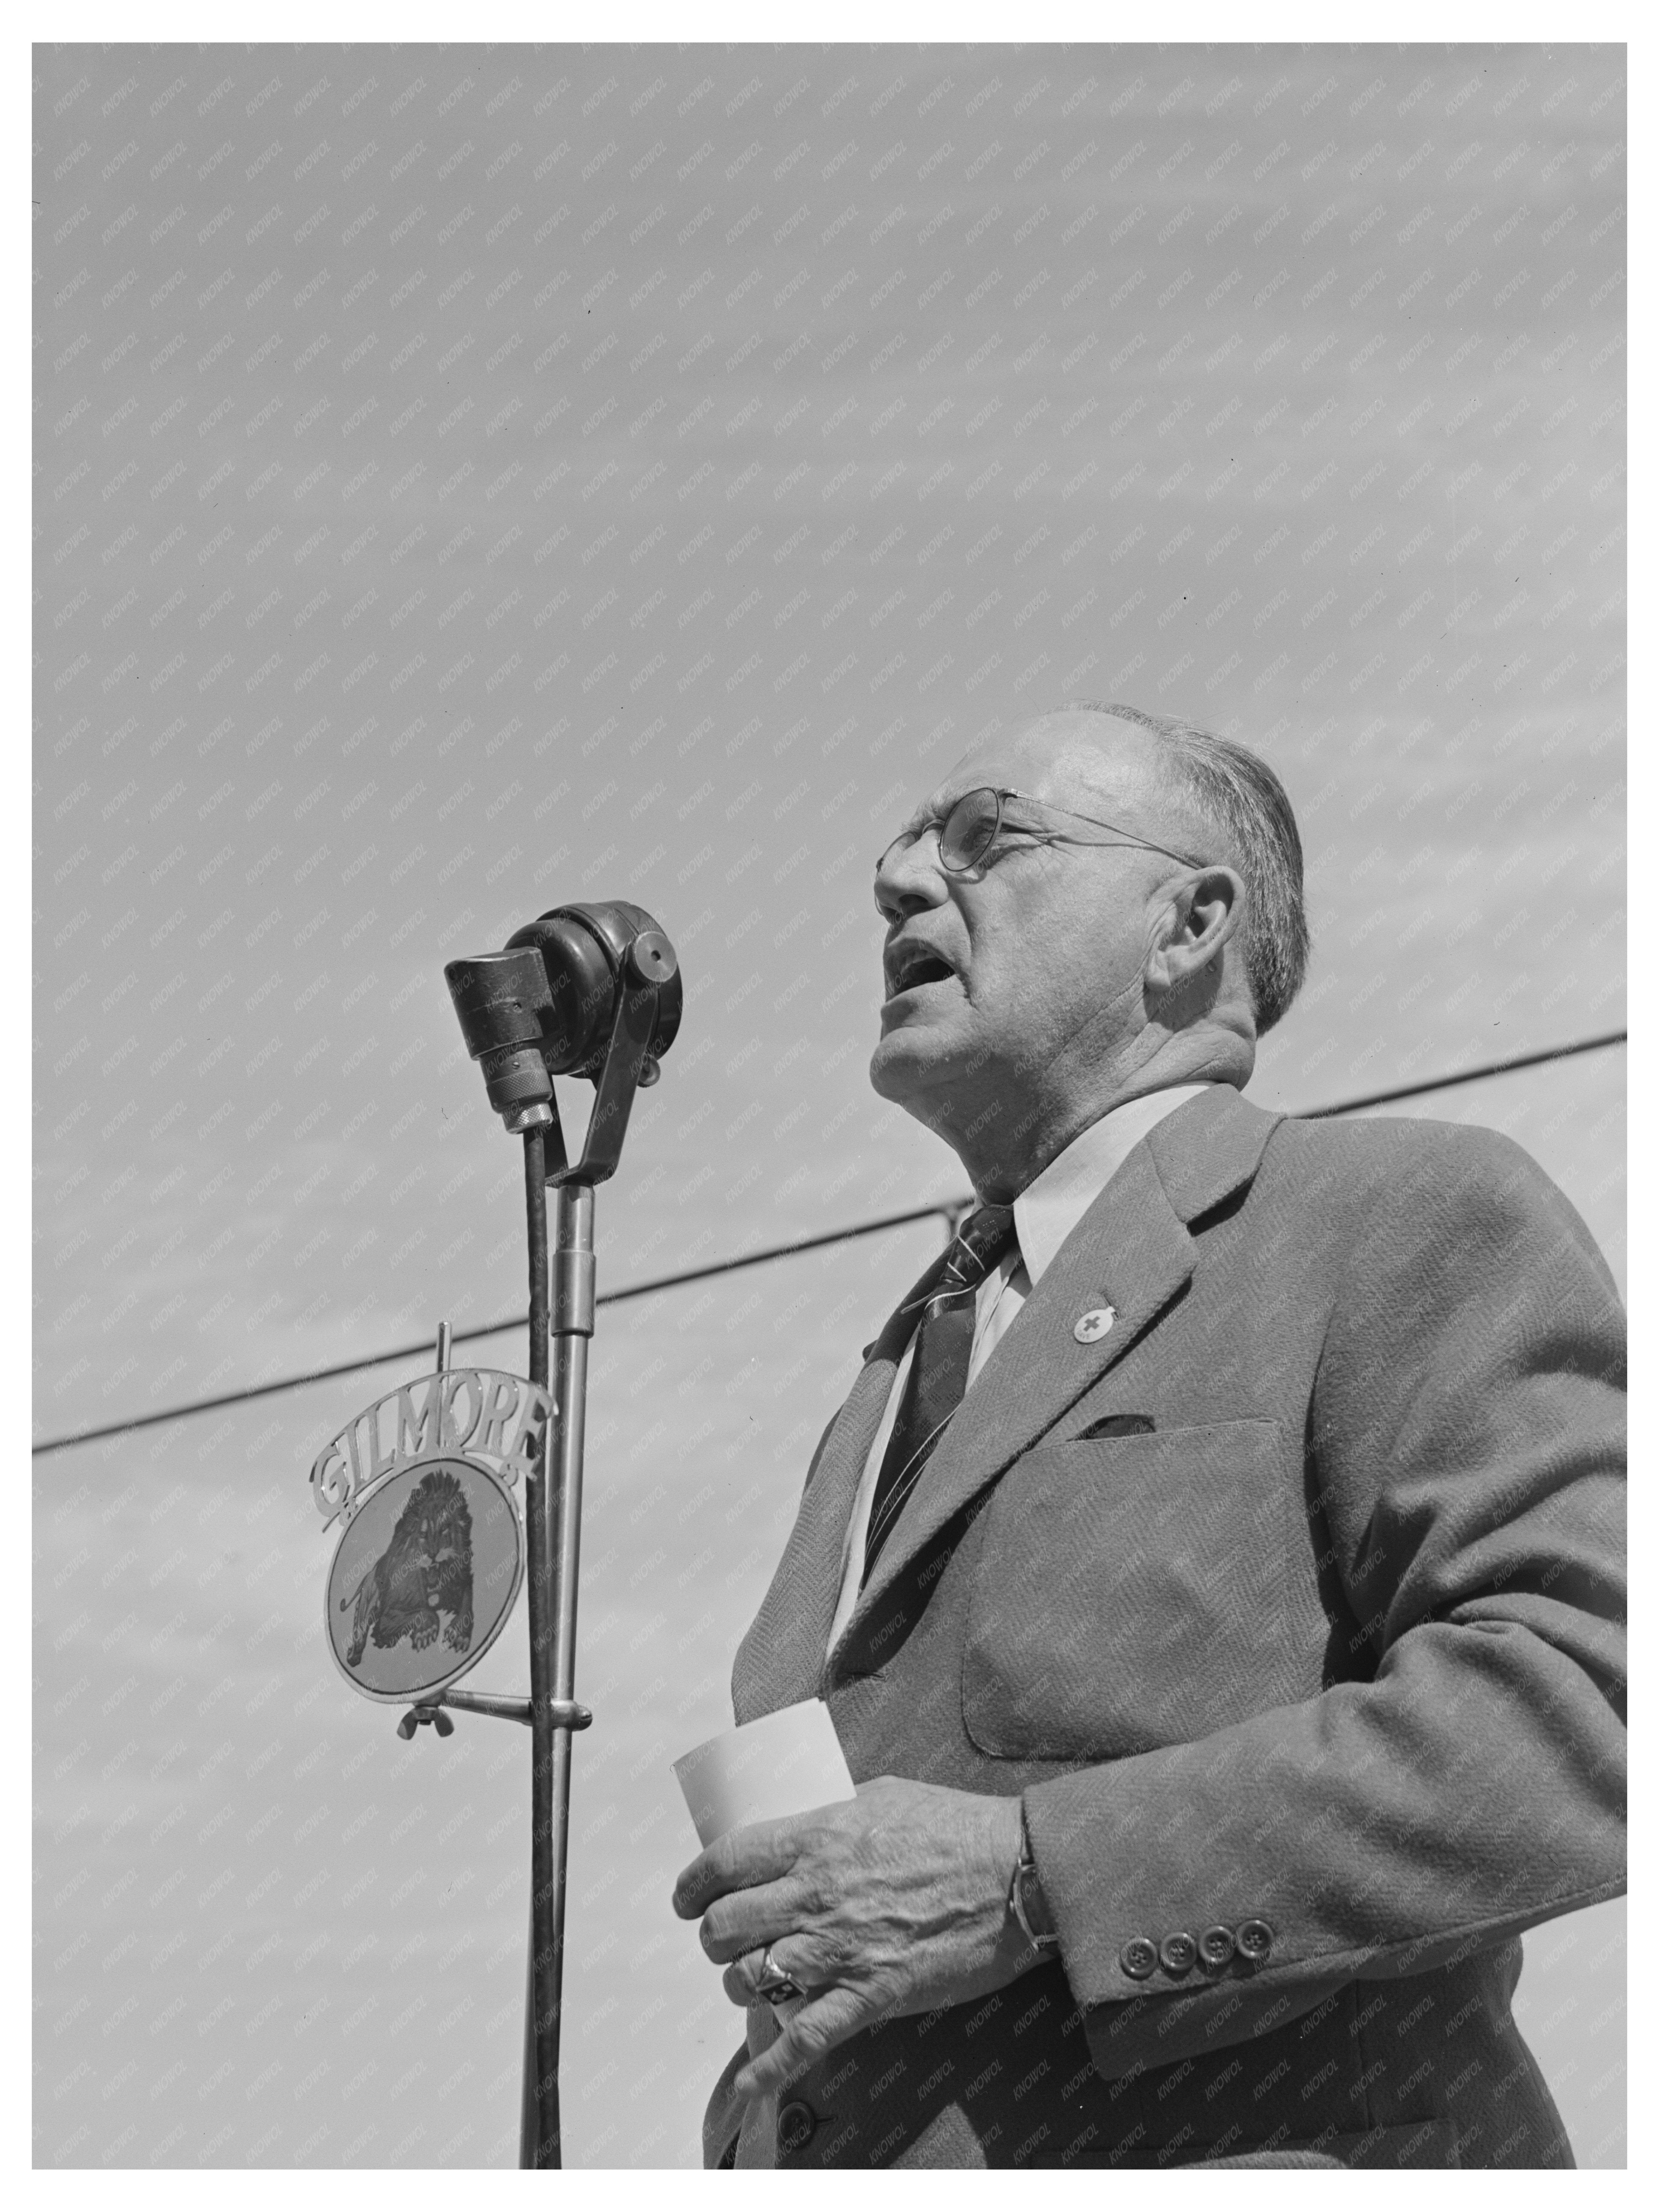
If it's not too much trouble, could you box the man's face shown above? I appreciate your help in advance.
[868,713,1201,1135]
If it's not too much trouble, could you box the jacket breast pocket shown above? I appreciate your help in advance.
[962,1418,1290,1761]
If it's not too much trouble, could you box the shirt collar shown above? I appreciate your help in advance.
[1011,1084,1217,1288]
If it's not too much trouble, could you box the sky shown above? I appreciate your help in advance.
[33,40,1625,2169]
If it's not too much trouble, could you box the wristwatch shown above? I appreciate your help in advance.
[1008,1810,1060,1952]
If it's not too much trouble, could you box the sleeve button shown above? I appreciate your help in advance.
[1199,1925,1237,1969]
[777,2100,816,2155]
[1119,1936,1159,1981]
[1236,1917,1275,1963]
[1159,1931,1198,1975]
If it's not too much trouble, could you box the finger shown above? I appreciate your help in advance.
[734,1982,875,2102]
[699,1874,814,1964]
[722,1956,758,2009]
[670,1814,806,1920]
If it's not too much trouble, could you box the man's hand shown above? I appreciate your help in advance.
[671,1776,1042,2103]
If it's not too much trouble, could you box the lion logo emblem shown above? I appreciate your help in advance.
[340,1468,474,1669]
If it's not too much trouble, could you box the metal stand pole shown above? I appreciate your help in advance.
[519,1146,596,2169]
[520,1126,557,2168]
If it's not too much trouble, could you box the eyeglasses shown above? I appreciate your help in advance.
[875,786,1206,884]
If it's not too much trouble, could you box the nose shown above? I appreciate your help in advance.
[874,825,952,923]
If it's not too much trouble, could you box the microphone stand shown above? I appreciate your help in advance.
[511,950,663,2169]
[437,906,677,2166]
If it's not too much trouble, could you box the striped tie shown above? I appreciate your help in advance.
[860,1204,1017,1587]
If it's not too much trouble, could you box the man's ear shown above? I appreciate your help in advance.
[1143,866,1247,999]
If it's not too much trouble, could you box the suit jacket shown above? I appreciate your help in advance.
[706,1085,1626,2168]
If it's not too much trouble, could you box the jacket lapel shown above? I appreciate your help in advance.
[731,1242,952,1721]
[827,1085,1281,1681]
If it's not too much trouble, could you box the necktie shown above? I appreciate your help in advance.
[860,1205,1017,1587]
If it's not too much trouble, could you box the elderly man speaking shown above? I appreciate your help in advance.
[673,702,1626,2170]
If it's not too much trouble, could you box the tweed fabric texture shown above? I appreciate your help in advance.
[711,1085,1624,2168]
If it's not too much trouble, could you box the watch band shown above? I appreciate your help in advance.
[1008,1820,1059,1952]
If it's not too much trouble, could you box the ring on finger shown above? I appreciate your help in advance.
[753,1943,804,2006]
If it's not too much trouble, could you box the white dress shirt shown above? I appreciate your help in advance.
[825,1083,1216,1657]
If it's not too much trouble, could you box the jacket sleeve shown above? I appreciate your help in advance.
[1021,1126,1625,2068]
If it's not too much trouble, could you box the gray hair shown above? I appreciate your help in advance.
[1067,700,1311,1035]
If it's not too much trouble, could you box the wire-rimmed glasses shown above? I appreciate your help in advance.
[876,786,1206,882]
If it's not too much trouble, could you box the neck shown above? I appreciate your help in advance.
[935,1023,1253,1202]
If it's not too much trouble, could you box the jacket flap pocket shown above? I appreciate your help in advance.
[962,1419,1289,1761]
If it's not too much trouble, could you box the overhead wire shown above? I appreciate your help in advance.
[33,1026,1625,1456]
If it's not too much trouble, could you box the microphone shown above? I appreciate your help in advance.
[444,900,682,1135]
[440,899,684,2162]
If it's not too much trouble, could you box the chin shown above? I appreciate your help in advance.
[869,1025,950,1107]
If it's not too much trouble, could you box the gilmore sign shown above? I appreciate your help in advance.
[310,1365,555,1530]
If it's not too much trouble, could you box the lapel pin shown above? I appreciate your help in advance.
[1074,1307,1116,1345]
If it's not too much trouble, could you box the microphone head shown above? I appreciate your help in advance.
[505,900,683,1079]
[446,902,683,1125]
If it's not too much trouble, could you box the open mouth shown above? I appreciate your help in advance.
[884,943,958,1000]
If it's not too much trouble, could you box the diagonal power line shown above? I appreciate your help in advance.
[34,1202,960,1456]
[1295,1028,1627,1117]
[33,1027,1625,1455]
